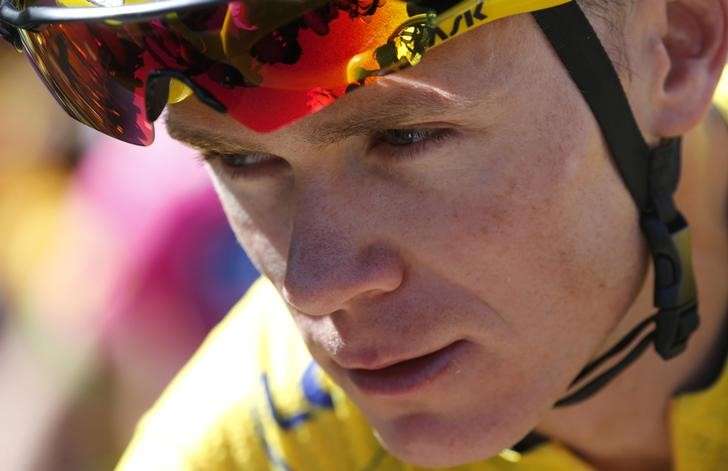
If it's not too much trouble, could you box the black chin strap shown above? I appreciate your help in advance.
[530,2,700,408]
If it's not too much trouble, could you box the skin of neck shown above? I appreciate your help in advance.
[535,106,728,470]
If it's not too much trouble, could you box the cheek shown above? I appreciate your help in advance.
[208,172,292,277]
[406,119,646,361]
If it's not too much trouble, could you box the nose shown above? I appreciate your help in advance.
[281,192,404,316]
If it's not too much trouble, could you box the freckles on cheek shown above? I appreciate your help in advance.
[437,123,611,305]
[499,143,638,317]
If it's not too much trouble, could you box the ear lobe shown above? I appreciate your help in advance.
[653,0,728,136]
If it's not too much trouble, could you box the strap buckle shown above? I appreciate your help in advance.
[639,139,699,359]
[655,302,699,359]
[640,213,699,359]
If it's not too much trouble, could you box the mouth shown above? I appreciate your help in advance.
[345,340,467,396]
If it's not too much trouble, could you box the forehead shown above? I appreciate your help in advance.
[165,13,542,151]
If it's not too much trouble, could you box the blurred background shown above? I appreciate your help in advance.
[0,46,259,470]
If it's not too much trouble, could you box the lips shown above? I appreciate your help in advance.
[345,341,466,396]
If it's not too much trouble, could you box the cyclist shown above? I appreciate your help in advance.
[2,0,726,469]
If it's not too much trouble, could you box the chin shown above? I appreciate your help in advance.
[371,409,533,468]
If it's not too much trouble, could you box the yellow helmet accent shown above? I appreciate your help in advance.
[167,78,194,104]
[56,0,96,6]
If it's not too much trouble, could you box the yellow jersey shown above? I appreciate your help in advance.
[714,68,728,123]
[118,76,728,470]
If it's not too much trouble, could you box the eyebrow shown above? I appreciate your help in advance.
[166,83,473,153]
[165,117,268,155]
[307,84,473,146]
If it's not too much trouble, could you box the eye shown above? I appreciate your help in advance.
[372,128,455,159]
[201,151,287,179]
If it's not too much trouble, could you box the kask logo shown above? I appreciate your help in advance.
[432,0,488,44]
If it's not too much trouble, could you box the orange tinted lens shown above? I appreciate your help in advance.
[214,1,420,131]
[237,2,412,89]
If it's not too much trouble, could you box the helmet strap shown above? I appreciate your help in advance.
[531,1,699,408]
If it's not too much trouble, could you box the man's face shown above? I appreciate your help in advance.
[168,12,648,467]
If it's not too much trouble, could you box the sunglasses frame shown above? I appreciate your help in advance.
[1,0,227,30]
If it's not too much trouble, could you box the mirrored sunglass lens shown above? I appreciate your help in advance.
[20,22,155,145]
[177,3,228,31]
[18,0,442,139]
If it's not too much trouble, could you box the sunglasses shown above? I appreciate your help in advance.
[0,0,571,145]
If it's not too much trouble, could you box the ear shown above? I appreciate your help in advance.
[650,0,728,137]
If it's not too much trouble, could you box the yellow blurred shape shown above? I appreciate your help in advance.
[167,78,193,104]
